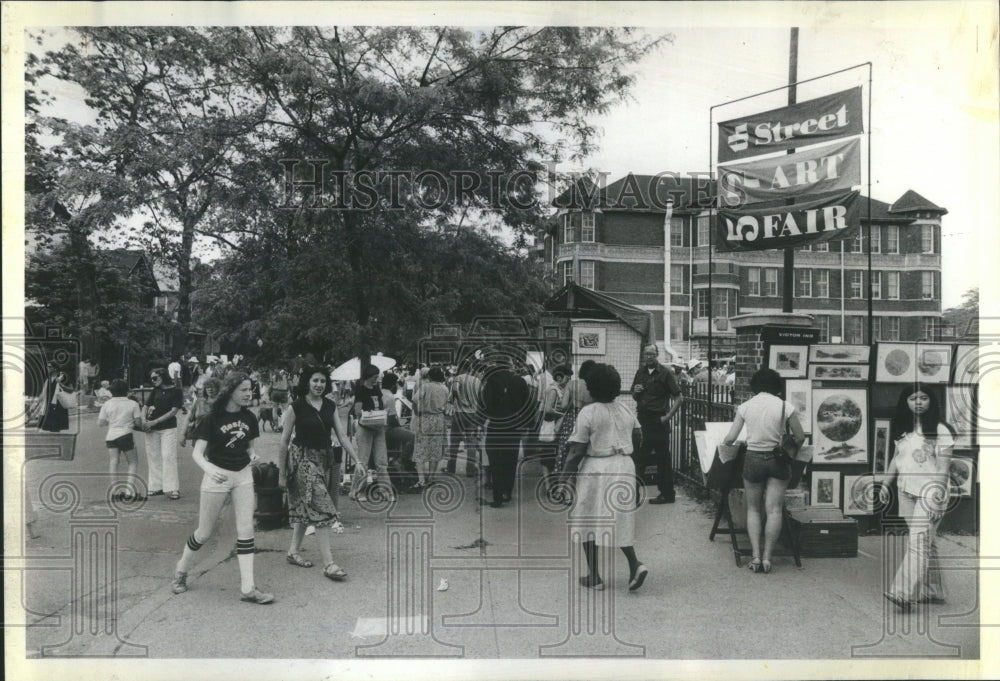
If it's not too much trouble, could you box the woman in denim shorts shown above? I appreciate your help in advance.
[722,368,805,574]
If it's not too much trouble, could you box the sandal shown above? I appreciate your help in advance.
[286,552,313,568]
[747,559,763,573]
[324,563,347,581]
[761,560,772,574]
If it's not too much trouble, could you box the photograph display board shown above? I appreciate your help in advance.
[768,344,808,378]
[812,388,869,464]
[875,343,916,383]
[785,379,813,435]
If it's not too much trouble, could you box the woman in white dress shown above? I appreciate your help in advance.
[566,363,648,592]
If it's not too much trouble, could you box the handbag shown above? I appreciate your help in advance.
[360,409,387,428]
[55,384,78,410]
[774,402,806,487]
[538,417,560,443]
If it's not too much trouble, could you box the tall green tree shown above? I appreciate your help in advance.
[943,287,979,338]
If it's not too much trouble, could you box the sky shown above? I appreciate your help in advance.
[9,1,999,309]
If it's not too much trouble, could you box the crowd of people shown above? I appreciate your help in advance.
[32,345,957,611]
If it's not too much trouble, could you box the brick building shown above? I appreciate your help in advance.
[540,174,946,361]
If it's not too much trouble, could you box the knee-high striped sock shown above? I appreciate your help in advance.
[177,533,204,573]
[236,537,255,593]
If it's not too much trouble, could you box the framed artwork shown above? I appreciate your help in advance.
[952,344,979,384]
[811,471,841,508]
[872,419,891,474]
[812,388,869,464]
[809,364,870,381]
[768,344,808,378]
[875,343,916,383]
[914,344,952,384]
[949,457,974,497]
[844,475,886,515]
[784,379,812,435]
[809,344,871,364]
[572,327,606,355]
[946,385,977,448]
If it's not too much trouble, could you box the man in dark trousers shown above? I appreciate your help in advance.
[481,356,533,508]
[631,344,683,504]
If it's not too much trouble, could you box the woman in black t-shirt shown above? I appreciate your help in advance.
[352,364,392,502]
[170,372,274,604]
[142,368,184,499]
[278,367,357,581]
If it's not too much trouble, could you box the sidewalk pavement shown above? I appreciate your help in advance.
[13,411,980,661]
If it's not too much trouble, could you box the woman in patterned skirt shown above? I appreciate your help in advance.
[411,366,450,490]
[278,366,357,581]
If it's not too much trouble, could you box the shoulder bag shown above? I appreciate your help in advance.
[774,402,806,487]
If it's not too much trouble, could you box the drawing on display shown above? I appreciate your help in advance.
[811,388,868,464]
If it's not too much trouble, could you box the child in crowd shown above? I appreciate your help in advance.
[97,379,143,501]
[95,380,113,407]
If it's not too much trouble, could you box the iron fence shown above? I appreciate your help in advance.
[671,383,736,487]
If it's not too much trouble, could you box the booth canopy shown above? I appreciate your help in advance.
[544,283,656,346]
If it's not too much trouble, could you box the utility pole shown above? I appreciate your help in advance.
[782,27,799,313]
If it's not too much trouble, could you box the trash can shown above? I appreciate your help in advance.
[252,461,287,531]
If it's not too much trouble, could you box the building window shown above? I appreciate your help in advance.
[849,270,864,298]
[579,260,595,289]
[764,268,778,297]
[814,242,829,252]
[924,316,941,341]
[747,267,760,296]
[883,316,900,341]
[816,315,831,343]
[871,317,881,342]
[696,289,710,318]
[870,226,881,254]
[815,270,829,298]
[671,264,684,294]
[696,216,710,247]
[845,316,866,344]
[670,217,684,246]
[886,271,900,300]
[562,214,573,244]
[921,271,936,299]
[885,225,899,254]
[871,270,882,299]
[799,243,811,252]
[581,213,595,242]
[850,230,864,253]
[795,269,812,297]
[670,310,687,342]
[560,261,572,286]
[921,224,936,254]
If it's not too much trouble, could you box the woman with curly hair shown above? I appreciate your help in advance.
[278,367,356,581]
[882,384,955,609]
[170,372,274,604]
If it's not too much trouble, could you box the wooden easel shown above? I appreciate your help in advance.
[709,474,802,569]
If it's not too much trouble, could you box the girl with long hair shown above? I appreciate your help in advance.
[171,372,274,604]
[882,384,956,609]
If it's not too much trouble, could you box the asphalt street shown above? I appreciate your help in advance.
[11,408,980,662]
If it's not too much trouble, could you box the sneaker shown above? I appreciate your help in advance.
[240,587,275,605]
[148,490,164,497]
[357,493,368,502]
[168,491,181,500]
[171,571,188,594]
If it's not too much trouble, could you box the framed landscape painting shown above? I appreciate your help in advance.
[809,344,871,364]
[946,385,976,448]
[572,327,606,355]
[768,344,808,378]
[809,364,869,381]
[811,388,868,464]
[949,457,974,497]
[811,471,841,508]
[844,475,885,515]
[875,343,916,383]
[914,344,952,384]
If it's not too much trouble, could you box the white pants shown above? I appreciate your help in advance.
[145,427,179,493]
